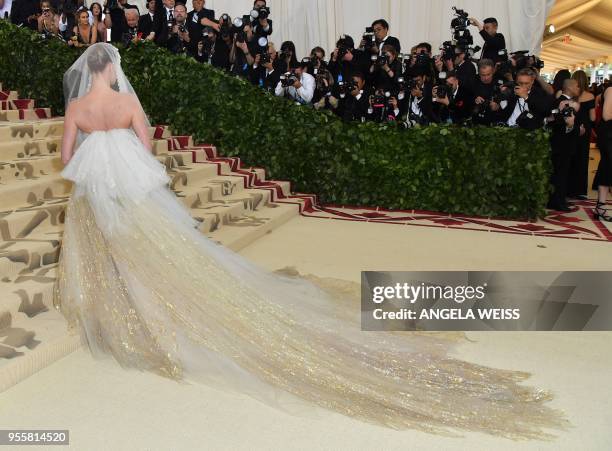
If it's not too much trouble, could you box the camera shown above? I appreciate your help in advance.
[552,105,575,119]
[451,7,470,30]
[178,24,187,33]
[435,83,449,99]
[450,7,475,52]
[315,69,332,95]
[440,41,455,61]
[251,6,270,20]
[337,80,357,98]
[492,81,516,103]
[414,50,430,67]
[376,53,389,67]
[202,26,215,38]
[232,17,248,43]
[280,71,299,88]
[363,26,376,50]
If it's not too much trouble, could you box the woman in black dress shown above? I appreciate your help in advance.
[568,70,596,199]
[593,86,612,221]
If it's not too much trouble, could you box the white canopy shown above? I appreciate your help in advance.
[541,0,612,71]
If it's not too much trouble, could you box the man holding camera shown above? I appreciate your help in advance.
[370,19,401,55]
[405,68,435,126]
[433,71,473,124]
[250,0,272,38]
[186,0,216,51]
[469,16,506,62]
[471,59,501,125]
[547,79,581,211]
[275,60,315,104]
[250,42,280,91]
[491,68,551,130]
[336,72,370,122]
[104,0,138,43]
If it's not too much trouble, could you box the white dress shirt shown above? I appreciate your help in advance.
[507,95,529,127]
[275,72,315,104]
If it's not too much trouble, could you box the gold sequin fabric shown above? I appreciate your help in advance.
[54,130,569,439]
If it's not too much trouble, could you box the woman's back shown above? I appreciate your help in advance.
[71,89,137,133]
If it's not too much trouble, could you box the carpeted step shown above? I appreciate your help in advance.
[0,174,72,211]
[0,109,53,121]
[1,99,36,111]
[0,155,64,184]
[0,136,62,161]
[0,120,64,143]
[0,89,19,102]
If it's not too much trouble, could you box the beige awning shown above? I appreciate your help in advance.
[541,0,612,71]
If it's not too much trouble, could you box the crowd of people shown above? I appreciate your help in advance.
[4,0,612,218]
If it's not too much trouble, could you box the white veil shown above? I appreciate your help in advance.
[62,42,151,147]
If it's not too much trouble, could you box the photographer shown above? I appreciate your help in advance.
[491,68,551,129]
[468,16,506,62]
[165,2,189,53]
[229,33,254,78]
[150,0,175,46]
[105,0,138,43]
[369,44,402,93]
[250,41,280,91]
[121,7,142,46]
[547,78,581,211]
[336,71,370,122]
[312,68,336,111]
[275,59,315,105]
[432,71,473,124]
[186,0,216,49]
[451,46,476,88]
[249,0,271,39]
[328,35,363,84]
[405,67,436,126]
[305,47,326,76]
[366,19,400,55]
[277,40,298,73]
[471,58,501,125]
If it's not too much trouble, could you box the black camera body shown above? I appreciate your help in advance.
[363,26,376,50]
[338,80,357,98]
[281,71,299,88]
[451,7,470,30]
[435,83,449,99]
[492,81,516,104]
[251,6,270,20]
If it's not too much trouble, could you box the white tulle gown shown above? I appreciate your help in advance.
[52,126,570,439]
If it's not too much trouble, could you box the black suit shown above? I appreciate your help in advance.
[548,95,579,209]
[138,12,154,39]
[498,88,551,129]
[108,4,138,43]
[435,84,474,124]
[377,35,401,53]
[338,89,371,122]
[479,30,506,62]
[250,66,281,92]
[186,7,214,53]
[10,0,39,30]
[455,60,476,89]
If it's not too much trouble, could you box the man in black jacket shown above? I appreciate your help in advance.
[469,16,506,62]
[138,0,155,39]
[547,79,581,211]
[186,0,215,51]
[453,46,477,88]
[433,71,474,124]
[10,0,39,30]
[371,19,401,54]
[493,68,552,130]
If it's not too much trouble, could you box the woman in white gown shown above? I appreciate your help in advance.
[53,43,568,439]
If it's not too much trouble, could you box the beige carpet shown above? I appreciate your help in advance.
[0,216,610,450]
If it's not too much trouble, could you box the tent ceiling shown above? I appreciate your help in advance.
[541,0,612,71]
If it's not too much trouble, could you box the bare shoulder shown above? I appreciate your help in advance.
[116,92,140,109]
[581,91,595,101]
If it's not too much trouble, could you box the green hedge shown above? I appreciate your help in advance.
[0,21,552,219]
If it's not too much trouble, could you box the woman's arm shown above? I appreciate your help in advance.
[131,97,153,153]
[91,25,98,43]
[61,102,78,165]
